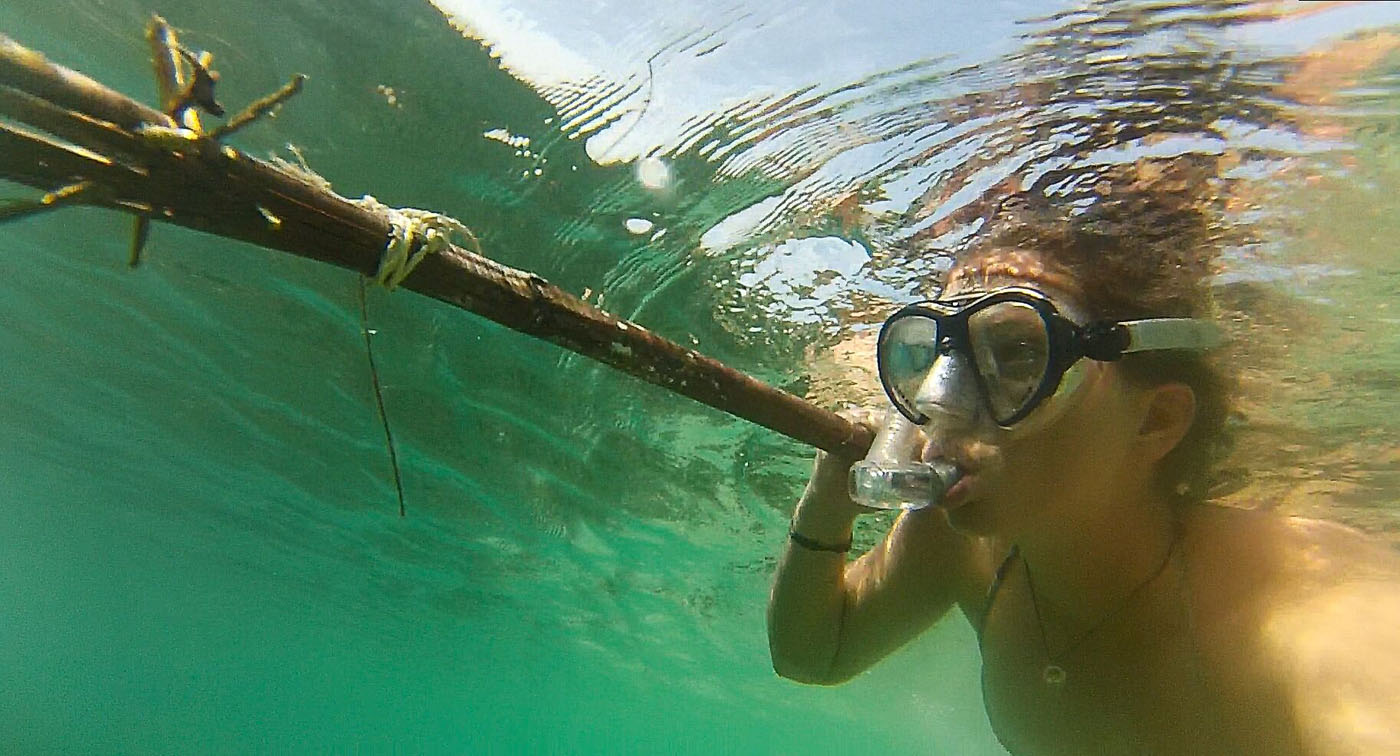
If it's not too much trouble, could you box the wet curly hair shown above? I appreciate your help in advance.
[949,159,1234,504]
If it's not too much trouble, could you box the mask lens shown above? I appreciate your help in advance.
[967,301,1051,423]
[879,315,941,419]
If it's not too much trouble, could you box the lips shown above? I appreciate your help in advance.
[921,437,981,508]
[941,472,975,509]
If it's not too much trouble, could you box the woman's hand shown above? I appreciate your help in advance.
[801,407,888,519]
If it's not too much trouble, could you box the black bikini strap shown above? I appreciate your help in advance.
[978,544,1021,639]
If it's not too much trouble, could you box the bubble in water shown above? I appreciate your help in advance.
[624,217,655,235]
[635,157,671,190]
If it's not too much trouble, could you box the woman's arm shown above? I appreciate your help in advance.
[1285,580,1400,755]
[1266,521,1400,754]
[766,448,988,685]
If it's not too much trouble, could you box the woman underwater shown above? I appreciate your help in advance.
[767,164,1400,754]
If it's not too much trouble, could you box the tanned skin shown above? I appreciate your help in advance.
[768,268,1400,755]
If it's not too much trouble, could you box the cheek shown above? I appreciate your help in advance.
[996,436,1074,495]
[994,373,1138,491]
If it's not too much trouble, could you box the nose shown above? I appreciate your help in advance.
[912,348,982,427]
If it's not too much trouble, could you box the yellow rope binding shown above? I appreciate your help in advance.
[353,195,478,290]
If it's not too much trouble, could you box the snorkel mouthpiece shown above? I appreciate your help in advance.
[849,409,962,510]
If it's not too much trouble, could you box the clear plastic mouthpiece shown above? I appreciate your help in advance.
[848,409,962,511]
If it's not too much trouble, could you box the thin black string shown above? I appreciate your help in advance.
[358,276,406,517]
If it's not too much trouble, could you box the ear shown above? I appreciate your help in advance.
[1134,382,1196,464]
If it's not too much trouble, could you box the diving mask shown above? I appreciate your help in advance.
[877,286,1223,429]
[851,286,1222,510]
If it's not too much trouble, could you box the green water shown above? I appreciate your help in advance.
[2,0,1399,753]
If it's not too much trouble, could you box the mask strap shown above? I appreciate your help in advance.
[1078,318,1222,361]
[1120,319,1223,353]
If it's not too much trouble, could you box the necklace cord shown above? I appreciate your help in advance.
[1023,529,1180,671]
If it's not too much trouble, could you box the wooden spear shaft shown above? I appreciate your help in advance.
[0,32,876,459]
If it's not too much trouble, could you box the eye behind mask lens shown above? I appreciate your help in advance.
[966,301,1052,423]
[879,299,1063,427]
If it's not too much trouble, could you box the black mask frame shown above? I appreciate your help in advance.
[877,286,1220,427]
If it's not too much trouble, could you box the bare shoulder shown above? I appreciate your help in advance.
[1179,503,1400,646]
[1180,504,1400,751]
[1180,504,1400,594]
